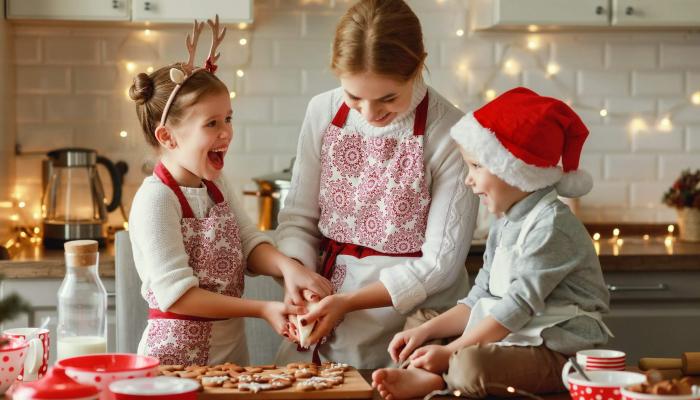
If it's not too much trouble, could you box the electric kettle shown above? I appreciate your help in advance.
[41,148,127,248]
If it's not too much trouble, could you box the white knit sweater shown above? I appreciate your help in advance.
[128,174,271,312]
[275,80,480,313]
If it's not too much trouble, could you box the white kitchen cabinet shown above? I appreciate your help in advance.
[5,0,252,24]
[611,0,700,27]
[132,0,252,23]
[6,0,130,21]
[0,278,116,365]
[472,0,700,30]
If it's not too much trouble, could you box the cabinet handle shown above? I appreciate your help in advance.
[595,5,605,15]
[625,6,634,15]
[112,0,119,9]
[144,1,152,11]
[107,292,116,298]
[607,283,668,292]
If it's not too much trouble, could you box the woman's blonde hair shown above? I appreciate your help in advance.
[331,0,426,82]
[129,64,228,147]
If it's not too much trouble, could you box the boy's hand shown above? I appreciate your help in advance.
[409,344,453,374]
[278,258,332,305]
[388,326,431,364]
[261,301,306,337]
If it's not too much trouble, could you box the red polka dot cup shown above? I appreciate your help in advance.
[0,336,29,394]
[3,328,50,382]
[563,370,646,400]
[56,353,159,400]
[564,349,627,372]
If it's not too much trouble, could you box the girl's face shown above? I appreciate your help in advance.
[164,90,233,186]
[339,71,414,127]
[459,147,528,215]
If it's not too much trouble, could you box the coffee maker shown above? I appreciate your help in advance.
[41,148,127,248]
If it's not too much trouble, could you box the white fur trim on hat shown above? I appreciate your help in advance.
[555,169,593,198]
[449,112,563,192]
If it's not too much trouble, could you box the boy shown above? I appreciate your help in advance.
[372,87,612,399]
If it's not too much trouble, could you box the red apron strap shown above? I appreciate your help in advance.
[413,92,429,136]
[331,103,351,128]
[148,308,225,322]
[154,162,195,218]
[320,238,422,279]
[202,179,225,204]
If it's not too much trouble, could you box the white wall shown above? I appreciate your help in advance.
[7,0,700,224]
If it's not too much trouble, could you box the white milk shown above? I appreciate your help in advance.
[57,336,107,360]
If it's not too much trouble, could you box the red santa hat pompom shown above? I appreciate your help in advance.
[450,87,593,198]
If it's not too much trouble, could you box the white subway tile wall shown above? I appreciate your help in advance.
[9,0,700,225]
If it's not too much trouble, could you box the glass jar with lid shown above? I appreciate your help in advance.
[56,240,108,361]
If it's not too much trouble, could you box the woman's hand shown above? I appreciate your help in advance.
[299,293,350,346]
[278,257,332,305]
[260,301,306,337]
[388,325,431,364]
[409,344,453,374]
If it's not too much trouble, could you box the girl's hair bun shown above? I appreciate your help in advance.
[129,72,155,105]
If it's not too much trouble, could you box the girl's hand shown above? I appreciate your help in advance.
[278,257,332,305]
[299,293,349,346]
[388,326,431,364]
[260,301,306,337]
[409,345,453,374]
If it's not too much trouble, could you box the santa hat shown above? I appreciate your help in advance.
[450,87,593,198]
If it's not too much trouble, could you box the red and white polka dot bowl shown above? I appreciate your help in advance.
[56,353,159,399]
[563,371,647,400]
[0,336,29,393]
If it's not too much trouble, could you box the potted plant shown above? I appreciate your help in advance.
[662,169,700,242]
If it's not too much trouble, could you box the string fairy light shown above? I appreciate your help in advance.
[448,31,700,135]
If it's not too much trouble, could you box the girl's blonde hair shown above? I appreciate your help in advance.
[129,64,228,147]
[331,0,426,82]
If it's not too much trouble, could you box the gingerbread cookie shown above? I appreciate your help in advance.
[201,376,231,387]
[238,382,273,393]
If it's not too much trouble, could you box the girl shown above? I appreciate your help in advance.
[128,17,331,366]
[275,0,479,368]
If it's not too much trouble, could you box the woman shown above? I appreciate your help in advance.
[275,0,479,368]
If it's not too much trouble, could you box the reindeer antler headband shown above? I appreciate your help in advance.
[159,15,227,127]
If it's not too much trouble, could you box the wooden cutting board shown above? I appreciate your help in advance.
[197,368,373,399]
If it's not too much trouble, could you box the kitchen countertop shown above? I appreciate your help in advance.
[1,233,699,280]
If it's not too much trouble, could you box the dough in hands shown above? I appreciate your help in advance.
[295,301,319,349]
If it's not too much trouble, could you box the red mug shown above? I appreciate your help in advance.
[563,349,626,372]
[3,328,50,382]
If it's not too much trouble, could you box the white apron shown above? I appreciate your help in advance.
[277,92,464,368]
[137,162,249,366]
[465,190,613,346]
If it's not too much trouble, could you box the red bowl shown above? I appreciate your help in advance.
[56,354,159,395]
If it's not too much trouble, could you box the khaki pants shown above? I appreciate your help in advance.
[443,343,568,398]
[403,309,567,398]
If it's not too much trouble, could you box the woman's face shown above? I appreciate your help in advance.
[339,71,415,127]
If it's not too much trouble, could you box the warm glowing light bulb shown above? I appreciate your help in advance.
[527,37,540,50]
[668,225,675,233]
[503,59,520,75]
[126,62,136,72]
[691,91,700,105]
[236,69,245,77]
[658,117,672,132]
[18,201,26,208]
[484,89,497,101]
[229,91,237,99]
[616,238,624,246]
[238,22,248,30]
[613,228,620,236]
[456,29,465,37]
[546,63,560,76]
[144,29,151,36]
[629,117,648,134]
[33,227,40,234]
[592,233,601,241]
[239,38,248,46]
[119,130,128,138]
[643,234,650,240]
[600,109,608,117]
[507,387,516,394]
[527,25,539,32]
[10,214,19,222]
[146,66,154,73]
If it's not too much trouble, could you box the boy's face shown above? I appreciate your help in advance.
[459,147,529,215]
[165,90,233,186]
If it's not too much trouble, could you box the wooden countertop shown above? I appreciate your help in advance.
[1,233,699,280]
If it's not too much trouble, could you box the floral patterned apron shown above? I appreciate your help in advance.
[138,162,248,366]
[276,93,436,368]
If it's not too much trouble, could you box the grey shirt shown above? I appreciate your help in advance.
[458,188,610,355]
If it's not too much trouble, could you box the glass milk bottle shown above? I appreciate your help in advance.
[57,240,108,360]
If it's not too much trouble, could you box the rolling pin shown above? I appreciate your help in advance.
[639,352,700,375]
